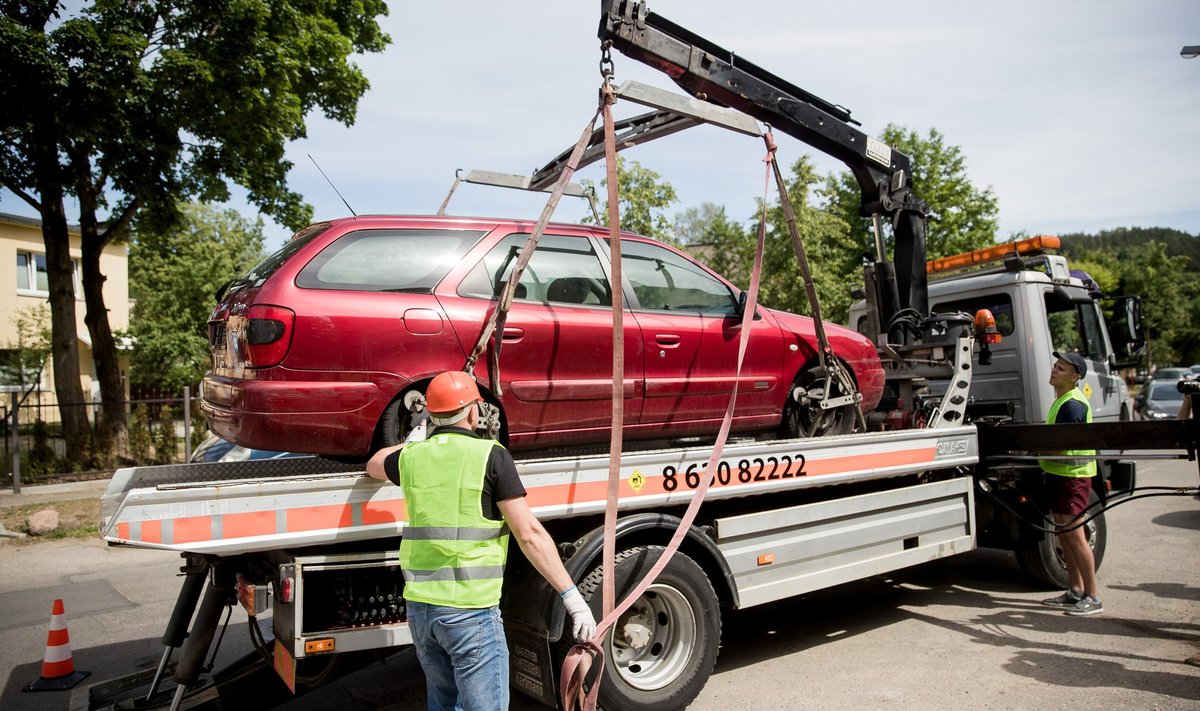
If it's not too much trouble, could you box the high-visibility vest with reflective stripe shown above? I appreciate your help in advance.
[398,433,509,608]
[1039,388,1097,478]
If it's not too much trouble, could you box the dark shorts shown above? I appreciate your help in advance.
[1046,474,1093,517]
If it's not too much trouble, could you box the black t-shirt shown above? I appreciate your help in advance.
[383,428,525,521]
[1055,398,1088,424]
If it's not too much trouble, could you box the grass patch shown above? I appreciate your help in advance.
[1,499,100,545]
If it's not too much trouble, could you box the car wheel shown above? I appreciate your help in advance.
[780,363,856,439]
[375,390,422,449]
[564,546,721,711]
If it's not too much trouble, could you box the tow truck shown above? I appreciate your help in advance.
[84,3,1199,710]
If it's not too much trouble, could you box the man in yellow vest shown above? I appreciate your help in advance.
[367,371,596,711]
[1039,351,1103,616]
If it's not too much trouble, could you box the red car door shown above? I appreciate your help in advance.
[444,232,642,450]
[618,239,784,433]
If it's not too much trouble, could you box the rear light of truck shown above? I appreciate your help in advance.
[244,305,295,367]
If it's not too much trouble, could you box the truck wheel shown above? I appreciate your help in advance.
[1014,489,1107,589]
[573,546,721,711]
[780,364,855,439]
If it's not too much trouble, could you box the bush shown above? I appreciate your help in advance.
[128,405,153,465]
[154,405,179,464]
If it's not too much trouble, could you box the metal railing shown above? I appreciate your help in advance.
[3,386,200,493]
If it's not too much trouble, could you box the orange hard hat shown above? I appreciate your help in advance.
[425,371,483,414]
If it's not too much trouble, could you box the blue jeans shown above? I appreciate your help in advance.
[406,601,509,711]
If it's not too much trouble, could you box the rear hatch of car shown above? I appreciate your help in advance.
[207,223,332,380]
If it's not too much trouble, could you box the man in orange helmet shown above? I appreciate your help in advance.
[367,371,595,711]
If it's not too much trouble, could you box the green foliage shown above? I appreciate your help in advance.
[154,405,177,464]
[1060,227,1200,272]
[128,202,266,391]
[822,125,1000,260]
[0,305,50,392]
[582,156,679,244]
[687,158,859,322]
[190,404,207,454]
[1064,231,1200,367]
[0,0,390,463]
[24,419,58,480]
[127,404,152,465]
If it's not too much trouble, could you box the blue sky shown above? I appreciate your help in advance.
[4,1,1199,253]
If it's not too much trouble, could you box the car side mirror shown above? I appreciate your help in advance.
[737,290,748,315]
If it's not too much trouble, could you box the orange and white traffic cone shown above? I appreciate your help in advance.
[23,598,90,692]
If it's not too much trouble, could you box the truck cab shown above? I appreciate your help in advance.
[852,236,1145,425]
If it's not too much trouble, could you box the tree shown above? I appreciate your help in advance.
[582,156,679,244]
[697,158,858,322]
[0,1,389,463]
[1109,242,1192,368]
[823,125,1000,261]
[127,202,265,393]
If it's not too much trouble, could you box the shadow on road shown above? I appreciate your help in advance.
[1151,510,1200,531]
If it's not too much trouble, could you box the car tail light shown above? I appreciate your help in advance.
[244,304,295,367]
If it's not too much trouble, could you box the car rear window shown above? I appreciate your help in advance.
[224,222,332,297]
[296,229,485,292]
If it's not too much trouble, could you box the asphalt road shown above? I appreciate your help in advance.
[1,459,1196,710]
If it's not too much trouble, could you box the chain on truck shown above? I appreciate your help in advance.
[83,2,1200,710]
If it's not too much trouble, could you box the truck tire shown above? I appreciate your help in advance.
[572,546,721,711]
[1014,489,1107,589]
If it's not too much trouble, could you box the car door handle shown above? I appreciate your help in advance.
[502,327,524,342]
[655,334,681,348]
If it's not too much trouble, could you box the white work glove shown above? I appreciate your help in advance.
[560,586,597,642]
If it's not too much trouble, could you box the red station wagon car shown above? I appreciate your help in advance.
[201,215,885,457]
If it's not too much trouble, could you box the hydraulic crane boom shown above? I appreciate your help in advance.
[598,0,930,333]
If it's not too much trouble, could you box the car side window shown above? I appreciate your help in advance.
[458,234,611,306]
[296,229,484,292]
[619,240,736,315]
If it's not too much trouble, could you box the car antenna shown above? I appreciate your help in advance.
[308,154,357,217]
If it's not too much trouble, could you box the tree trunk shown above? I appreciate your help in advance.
[39,198,89,460]
[80,225,128,449]
[72,150,130,464]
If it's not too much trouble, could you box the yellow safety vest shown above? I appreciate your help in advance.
[1039,388,1096,478]
[398,433,509,608]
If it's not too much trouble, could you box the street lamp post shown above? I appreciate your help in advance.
[1182,45,1200,59]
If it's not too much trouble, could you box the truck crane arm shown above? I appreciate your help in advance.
[598,0,931,330]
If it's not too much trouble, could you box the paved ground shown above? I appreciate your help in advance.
[0,461,1197,710]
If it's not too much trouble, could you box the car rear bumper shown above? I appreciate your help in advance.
[201,374,382,455]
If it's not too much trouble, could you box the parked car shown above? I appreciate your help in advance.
[1152,366,1191,381]
[1189,364,1200,375]
[1133,380,1185,420]
[201,216,885,457]
[189,432,306,463]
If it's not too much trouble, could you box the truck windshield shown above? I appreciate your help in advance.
[1045,294,1107,361]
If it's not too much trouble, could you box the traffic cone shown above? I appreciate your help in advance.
[23,598,90,692]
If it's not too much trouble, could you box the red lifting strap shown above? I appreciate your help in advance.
[558,112,776,711]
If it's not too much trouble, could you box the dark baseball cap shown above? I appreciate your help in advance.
[1053,351,1088,378]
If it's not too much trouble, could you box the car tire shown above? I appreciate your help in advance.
[375,390,421,449]
[779,362,856,439]
[564,546,721,711]
[1015,488,1107,589]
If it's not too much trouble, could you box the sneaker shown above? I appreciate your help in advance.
[1065,595,1104,616]
[1041,589,1083,607]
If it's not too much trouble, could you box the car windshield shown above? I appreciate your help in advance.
[1147,383,1184,403]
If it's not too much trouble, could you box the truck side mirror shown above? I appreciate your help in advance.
[1106,295,1146,367]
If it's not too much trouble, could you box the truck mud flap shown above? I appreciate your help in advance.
[507,618,557,708]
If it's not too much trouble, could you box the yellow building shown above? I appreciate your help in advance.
[0,212,130,415]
